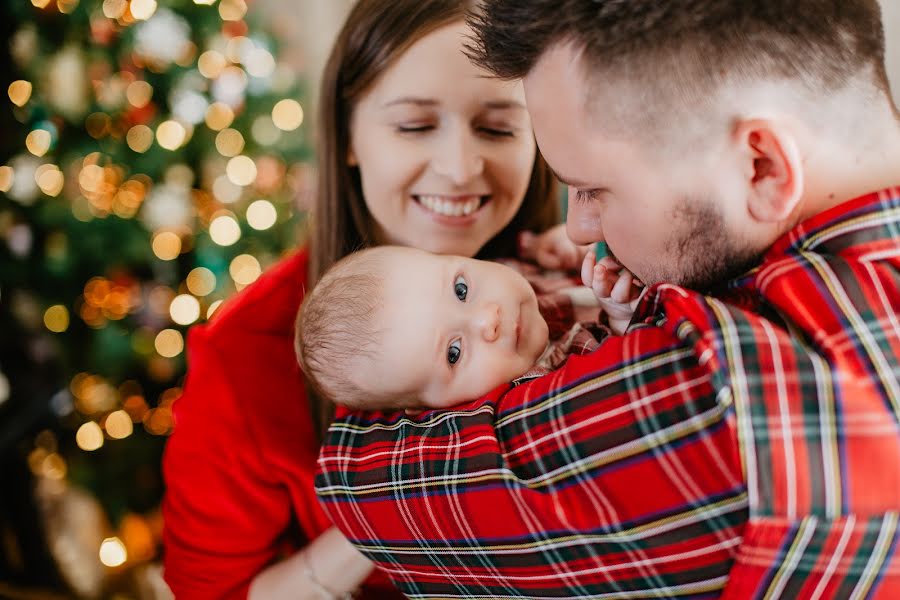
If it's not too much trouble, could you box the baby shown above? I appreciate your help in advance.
[296,246,637,411]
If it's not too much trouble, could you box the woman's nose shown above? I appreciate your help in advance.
[474,302,501,343]
[433,130,484,185]
[566,186,606,246]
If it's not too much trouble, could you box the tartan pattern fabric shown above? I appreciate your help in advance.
[316,188,900,599]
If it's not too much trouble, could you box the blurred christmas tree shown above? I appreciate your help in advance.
[0,0,313,594]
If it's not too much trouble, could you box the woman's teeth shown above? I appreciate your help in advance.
[417,195,482,217]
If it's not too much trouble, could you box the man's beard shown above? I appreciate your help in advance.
[646,195,762,292]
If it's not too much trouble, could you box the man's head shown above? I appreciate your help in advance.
[469,1,898,291]
[296,246,549,411]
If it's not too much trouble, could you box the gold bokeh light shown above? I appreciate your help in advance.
[246,199,277,230]
[205,102,234,131]
[151,231,182,260]
[272,99,303,131]
[76,421,104,451]
[156,120,187,151]
[105,410,134,439]
[154,329,184,358]
[169,294,201,326]
[229,254,262,285]
[209,214,241,246]
[127,125,154,153]
[26,129,52,157]
[43,305,70,332]
[99,537,127,567]
[215,128,244,157]
[130,0,158,20]
[198,51,227,79]
[226,155,257,186]
[126,81,153,108]
[186,267,216,296]
[8,80,32,107]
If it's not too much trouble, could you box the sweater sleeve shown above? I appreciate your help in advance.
[162,327,295,599]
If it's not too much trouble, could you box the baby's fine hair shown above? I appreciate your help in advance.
[296,247,416,410]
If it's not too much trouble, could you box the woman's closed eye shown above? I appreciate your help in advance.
[396,123,435,134]
[477,125,515,138]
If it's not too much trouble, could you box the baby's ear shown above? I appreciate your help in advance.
[736,118,804,224]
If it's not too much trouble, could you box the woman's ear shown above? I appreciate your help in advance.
[735,119,804,223]
[347,142,358,166]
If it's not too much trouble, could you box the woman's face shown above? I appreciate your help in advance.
[348,20,537,258]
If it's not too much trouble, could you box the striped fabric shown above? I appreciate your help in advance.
[316,188,900,599]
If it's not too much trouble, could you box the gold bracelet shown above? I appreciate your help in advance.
[299,550,355,600]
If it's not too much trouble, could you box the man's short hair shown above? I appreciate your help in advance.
[468,1,891,137]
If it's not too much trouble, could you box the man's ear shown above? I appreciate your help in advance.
[735,119,804,223]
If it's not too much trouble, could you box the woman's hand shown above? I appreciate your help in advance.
[581,251,644,336]
[519,225,593,271]
[248,526,374,600]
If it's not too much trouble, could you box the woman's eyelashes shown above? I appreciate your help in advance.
[394,122,515,138]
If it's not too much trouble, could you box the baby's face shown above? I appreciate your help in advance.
[356,247,549,408]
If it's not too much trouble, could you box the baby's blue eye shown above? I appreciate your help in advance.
[454,276,468,301]
[447,340,461,365]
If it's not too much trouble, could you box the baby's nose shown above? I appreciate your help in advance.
[476,303,501,342]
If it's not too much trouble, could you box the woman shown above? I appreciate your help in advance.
[162,1,560,598]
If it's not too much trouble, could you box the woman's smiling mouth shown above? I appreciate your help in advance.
[414,194,488,217]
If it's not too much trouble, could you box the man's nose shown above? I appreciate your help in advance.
[474,302,501,342]
[433,130,484,185]
[566,186,606,246]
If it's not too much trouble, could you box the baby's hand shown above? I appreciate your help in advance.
[519,225,593,272]
[581,251,644,335]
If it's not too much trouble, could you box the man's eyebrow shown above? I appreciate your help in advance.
[549,168,586,188]
[482,100,527,111]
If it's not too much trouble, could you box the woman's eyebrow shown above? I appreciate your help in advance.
[382,97,438,108]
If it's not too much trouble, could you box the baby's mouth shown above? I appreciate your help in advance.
[413,194,489,217]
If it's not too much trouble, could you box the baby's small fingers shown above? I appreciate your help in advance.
[581,250,596,288]
[610,270,634,303]
[593,263,614,297]
[598,256,624,272]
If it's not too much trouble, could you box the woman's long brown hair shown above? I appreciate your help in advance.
[307,0,559,440]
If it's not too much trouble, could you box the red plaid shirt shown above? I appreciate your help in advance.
[316,188,900,599]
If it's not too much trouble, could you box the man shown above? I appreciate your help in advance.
[316,1,900,597]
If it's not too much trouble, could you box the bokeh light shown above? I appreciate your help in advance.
[205,102,234,131]
[8,80,32,107]
[215,128,244,157]
[130,0,157,20]
[26,129,52,157]
[105,410,134,439]
[99,537,127,567]
[0,166,13,193]
[151,231,182,260]
[127,125,154,153]
[198,51,227,79]
[246,199,277,230]
[209,214,241,246]
[229,254,261,285]
[226,155,257,186]
[272,99,303,131]
[186,267,216,296]
[43,305,70,333]
[169,294,201,325]
[207,300,223,319]
[154,329,184,358]
[219,0,247,21]
[126,81,153,108]
[156,120,187,151]
[76,421,104,451]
